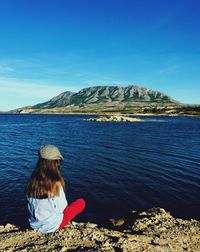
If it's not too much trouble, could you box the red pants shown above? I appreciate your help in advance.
[58,198,85,231]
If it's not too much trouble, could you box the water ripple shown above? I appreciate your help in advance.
[0,114,200,224]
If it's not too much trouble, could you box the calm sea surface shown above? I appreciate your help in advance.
[0,114,200,226]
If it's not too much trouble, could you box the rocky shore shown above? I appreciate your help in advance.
[0,208,199,251]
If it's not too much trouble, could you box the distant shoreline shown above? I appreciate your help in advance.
[6,103,200,116]
[2,111,200,117]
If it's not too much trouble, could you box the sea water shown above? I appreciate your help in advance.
[0,114,199,226]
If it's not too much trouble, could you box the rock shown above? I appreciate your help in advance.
[4,224,13,230]
[0,208,199,251]
[109,218,125,227]
[85,115,144,122]
[60,246,67,251]
[86,223,98,228]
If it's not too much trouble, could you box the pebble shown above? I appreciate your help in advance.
[60,246,67,251]
[5,224,13,229]
[87,223,97,228]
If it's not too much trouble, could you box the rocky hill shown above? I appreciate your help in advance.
[14,85,200,115]
[0,208,199,251]
[13,85,186,114]
[32,85,177,109]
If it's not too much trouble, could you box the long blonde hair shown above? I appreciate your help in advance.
[25,158,65,199]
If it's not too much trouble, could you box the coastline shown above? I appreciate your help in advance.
[9,102,200,116]
[4,111,200,117]
[1,208,199,251]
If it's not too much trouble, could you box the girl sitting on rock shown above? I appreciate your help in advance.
[25,144,85,233]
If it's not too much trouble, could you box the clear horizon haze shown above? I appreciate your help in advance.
[0,0,200,111]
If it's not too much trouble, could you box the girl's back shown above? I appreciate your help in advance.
[25,145,85,234]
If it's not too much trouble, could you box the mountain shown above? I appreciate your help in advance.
[15,85,193,114]
[31,85,177,110]
[32,91,75,109]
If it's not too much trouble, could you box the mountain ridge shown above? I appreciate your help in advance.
[15,85,200,115]
[31,85,178,110]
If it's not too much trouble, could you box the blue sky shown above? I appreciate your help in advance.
[0,0,200,111]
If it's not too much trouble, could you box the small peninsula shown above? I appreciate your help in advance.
[0,208,199,251]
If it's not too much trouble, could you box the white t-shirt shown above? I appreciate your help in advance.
[27,186,68,233]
